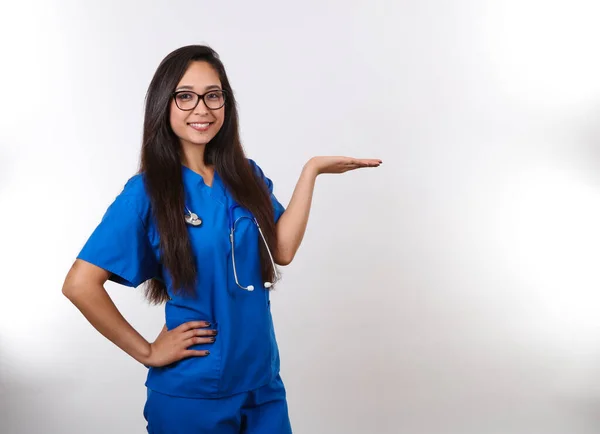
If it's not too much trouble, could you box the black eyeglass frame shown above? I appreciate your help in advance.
[172,89,227,111]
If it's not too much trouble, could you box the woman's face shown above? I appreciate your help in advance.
[170,61,226,150]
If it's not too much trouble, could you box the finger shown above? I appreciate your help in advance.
[344,161,366,170]
[182,349,210,358]
[181,328,218,340]
[176,321,211,332]
[351,158,375,166]
[184,336,216,346]
[353,159,382,168]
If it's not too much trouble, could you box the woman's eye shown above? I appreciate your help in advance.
[206,92,222,100]
[177,93,193,101]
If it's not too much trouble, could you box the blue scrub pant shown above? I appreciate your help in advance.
[144,374,292,433]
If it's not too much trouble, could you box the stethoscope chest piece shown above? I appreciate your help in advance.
[185,211,202,226]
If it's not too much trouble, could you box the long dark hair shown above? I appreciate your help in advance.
[140,45,277,304]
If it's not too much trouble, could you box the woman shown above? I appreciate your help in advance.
[62,45,381,433]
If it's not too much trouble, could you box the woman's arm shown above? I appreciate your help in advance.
[274,156,382,265]
[62,260,213,367]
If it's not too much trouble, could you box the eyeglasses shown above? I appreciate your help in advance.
[172,89,227,111]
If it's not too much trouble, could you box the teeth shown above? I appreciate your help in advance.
[190,123,210,128]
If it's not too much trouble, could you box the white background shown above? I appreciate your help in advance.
[2,1,600,433]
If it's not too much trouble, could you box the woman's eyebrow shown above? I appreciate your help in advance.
[175,84,222,91]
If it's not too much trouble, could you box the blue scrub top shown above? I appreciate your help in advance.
[77,159,286,398]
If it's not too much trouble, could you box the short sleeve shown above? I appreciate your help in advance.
[77,184,159,288]
[248,159,286,223]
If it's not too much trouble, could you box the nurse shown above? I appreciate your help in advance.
[62,45,381,433]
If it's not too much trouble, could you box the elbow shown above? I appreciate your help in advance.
[274,238,299,266]
[62,259,109,301]
[62,267,91,302]
[62,278,81,301]
[62,262,81,300]
[275,250,295,266]
[62,278,99,306]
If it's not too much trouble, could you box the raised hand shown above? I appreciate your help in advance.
[306,156,382,175]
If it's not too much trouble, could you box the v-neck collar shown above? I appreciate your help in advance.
[181,165,226,205]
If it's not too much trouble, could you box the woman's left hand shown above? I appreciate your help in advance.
[306,156,382,176]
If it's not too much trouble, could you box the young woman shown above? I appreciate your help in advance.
[62,45,381,433]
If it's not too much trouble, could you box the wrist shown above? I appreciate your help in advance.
[136,341,153,366]
[304,158,320,177]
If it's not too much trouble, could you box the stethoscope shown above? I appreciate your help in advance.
[184,204,279,291]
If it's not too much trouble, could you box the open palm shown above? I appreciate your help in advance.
[309,156,382,175]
